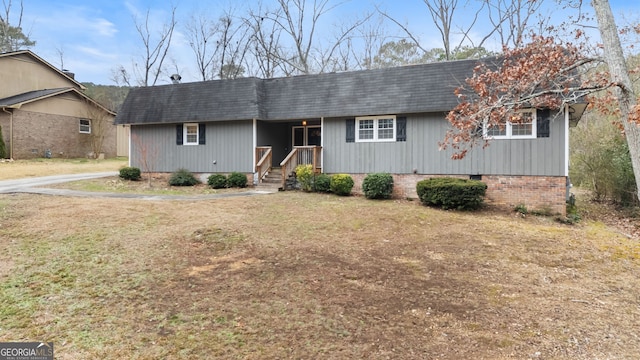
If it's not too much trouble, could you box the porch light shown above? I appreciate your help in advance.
[302,120,307,126]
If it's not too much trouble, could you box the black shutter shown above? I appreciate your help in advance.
[198,123,206,145]
[346,118,355,143]
[537,109,550,138]
[176,124,183,145]
[396,116,407,142]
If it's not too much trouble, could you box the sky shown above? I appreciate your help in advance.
[12,0,640,85]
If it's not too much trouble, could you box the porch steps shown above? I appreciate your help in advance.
[257,167,284,191]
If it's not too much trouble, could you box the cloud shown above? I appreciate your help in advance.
[91,18,118,37]
[75,46,119,60]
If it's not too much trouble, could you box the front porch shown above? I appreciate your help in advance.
[254,119,322,189]
[256,145,322,189]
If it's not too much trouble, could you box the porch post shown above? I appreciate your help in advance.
[320,117,324,173]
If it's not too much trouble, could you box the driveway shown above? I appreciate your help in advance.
[0,172,275,199]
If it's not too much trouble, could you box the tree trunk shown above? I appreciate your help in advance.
[592,0,640,200]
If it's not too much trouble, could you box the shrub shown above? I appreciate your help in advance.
[169,168,200,186]
[313,173,332,193]
[119,166,141,181]
[362,173,394,199]
[295,164,314,191]
[0,125,6,158]
[416,177,487,210]
[227,172,248,188]
[207,174,227,189]
[330,174,354,196]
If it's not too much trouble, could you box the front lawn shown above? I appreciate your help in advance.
[0,191,639,359]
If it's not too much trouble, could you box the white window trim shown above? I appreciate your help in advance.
[484,109,536,139]
[355,115,396,142]
[79,118,91,134]
[183,123,199,145]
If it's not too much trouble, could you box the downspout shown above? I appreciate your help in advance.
[1,107,13,160]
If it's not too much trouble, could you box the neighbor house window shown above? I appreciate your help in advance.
[184,123,199,145]
[484,109,536,139]
[79,118,91,134]
[356,115,396,142]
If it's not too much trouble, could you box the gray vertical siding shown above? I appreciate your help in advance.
[323,113,566,176]
[130,120,254,173]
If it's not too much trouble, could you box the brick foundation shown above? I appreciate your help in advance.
[344,173,567,215]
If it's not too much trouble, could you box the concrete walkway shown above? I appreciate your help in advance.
[0,172,276,200]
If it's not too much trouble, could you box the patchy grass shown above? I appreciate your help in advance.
[0,190,639,359]
[0,158,128,180]
[42,175,249,196]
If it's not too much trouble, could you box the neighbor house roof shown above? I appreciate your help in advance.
[116,58,491,125]
[0,87,116,116]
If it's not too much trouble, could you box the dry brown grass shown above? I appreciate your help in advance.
[1,181,639,359]
[0,158,127,180]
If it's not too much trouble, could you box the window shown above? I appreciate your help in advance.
[484,109,536,139]
[177,123,206,145]
[79,119,91,134]
[184,123,199,145]
[356,115,396,142]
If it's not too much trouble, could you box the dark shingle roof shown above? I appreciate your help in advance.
[115,58,487,125]
[0,88,117,115]
[0,88,69,107]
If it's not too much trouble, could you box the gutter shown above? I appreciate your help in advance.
[1,107,13,159]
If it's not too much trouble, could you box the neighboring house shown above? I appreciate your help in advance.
[115,59,586,214]
[0,50,118,159]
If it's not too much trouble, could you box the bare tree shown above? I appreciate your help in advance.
[251,0,370,75]
[245,5,290,78]
[185,13,217,81]
[131,132,159,186]
[482,0,544,48]
[114,6,177,86]
[350,15,390,70]
[83,100,113,159]
[0,0,34,52]
[379,0,540,61]
[214,13,251,80]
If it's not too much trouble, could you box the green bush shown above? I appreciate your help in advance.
[313,173,332,193]
[227,172,248,188]
[362,173,394,199]
[570,118,637,205]
[119,166,141,181]
[295,164,314,191]
[169,168,200,186]
[416,177,487,210]
[0,125,7,158]
[330,174,354,196]
[207,174,227,189]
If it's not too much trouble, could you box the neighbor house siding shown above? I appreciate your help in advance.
[7,110,116,159]
[0,53,81,99]
[130,120,254,173]
[323,113,566,176]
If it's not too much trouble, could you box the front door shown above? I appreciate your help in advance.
[292,125,321,147]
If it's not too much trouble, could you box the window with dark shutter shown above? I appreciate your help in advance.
[396,117,407,142]
[176,124,183,145]
[537,109,550,138]
[198,124,206,145]
[346,118,355,143]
